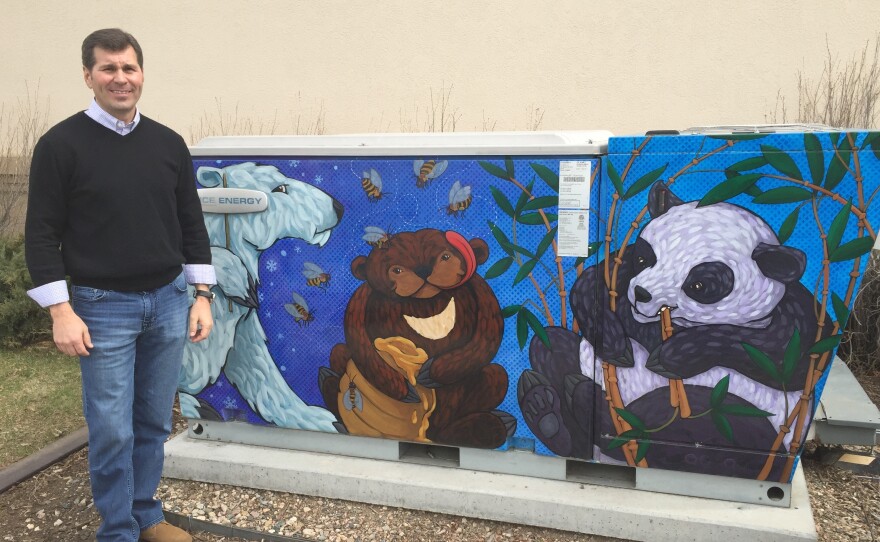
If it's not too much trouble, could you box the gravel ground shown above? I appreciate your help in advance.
[0,373,877,542]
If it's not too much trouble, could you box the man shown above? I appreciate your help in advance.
[25,28,214,542]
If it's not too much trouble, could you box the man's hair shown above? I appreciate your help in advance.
[81,28,143,70]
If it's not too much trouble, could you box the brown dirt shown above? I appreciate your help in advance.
[0,375,877,542]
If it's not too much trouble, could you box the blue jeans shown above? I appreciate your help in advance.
[73,273,189,542]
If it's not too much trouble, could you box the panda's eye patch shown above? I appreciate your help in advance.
[272,184,289,194]
[631,238,656,272]
[683,262,734,304]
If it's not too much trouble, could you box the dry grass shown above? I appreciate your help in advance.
[188,95,327,144]
[0,343,83,468]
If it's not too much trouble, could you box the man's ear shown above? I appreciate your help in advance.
[83,66,93,89]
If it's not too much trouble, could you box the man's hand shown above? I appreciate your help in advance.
[49,302,92,356]
[189,288,214,343]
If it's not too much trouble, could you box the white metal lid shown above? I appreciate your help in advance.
[190,130,611,156]
[679,123,835,135]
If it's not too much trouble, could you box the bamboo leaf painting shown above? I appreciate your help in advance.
[614,408,646,431]
[711,412,735,442]
[825,201,852,254]
[725,156,767,174]
[743,345,782,382]
[490,186,515,218]
[825,137,853,190]
[761,145,803,180]
[535,227,557,259]
[698,174,762,207]
[623,164,668,200]
[484,256,513,279]
[710,375,730,408]
[804,133,825,184]
[777,207,801,244]
[715,404,773,418]
[505,157,516,180]
[829,237,874,262]
[809,335,842,354]
[781,328,801,384]
[512,258,539,285]
[606,160,624,196]
[522,196,558,212]
[479,160,510,180]
[831,292,850,325]
[531,163,559,193]
[752,187,813,204]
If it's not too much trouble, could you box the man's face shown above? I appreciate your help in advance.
[83,46,143,123]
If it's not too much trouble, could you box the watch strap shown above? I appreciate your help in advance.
[193,289,215,303]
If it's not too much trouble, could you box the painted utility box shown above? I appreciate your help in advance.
[181,128,880,485]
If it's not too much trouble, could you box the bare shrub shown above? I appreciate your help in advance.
[188,98,279,144]
[0,84,50,238]
[188,96,328,144]
[400,84,461,133]
[292,99,326,136]
[525,104,545,131]
[480,111,498,132]
[767,36,880,128]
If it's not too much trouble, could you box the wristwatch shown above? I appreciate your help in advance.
[193,289,215,304]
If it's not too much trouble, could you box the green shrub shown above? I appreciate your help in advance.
[0,235,51,347]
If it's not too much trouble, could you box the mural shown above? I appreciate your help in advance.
[179,162,343,431]
[319,228,513,448]
[181,130,880,482]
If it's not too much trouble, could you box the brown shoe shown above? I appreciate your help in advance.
[139,521,192,542]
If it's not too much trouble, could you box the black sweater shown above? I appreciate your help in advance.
[25,113,211,291]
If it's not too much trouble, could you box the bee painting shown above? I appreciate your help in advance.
[283,292,314,326]
[302,262,331,289]
[344,379,364,412]
[362,226,392,248]
[361,168,384,202]
[413,159,448,188]
[445,180,473,217]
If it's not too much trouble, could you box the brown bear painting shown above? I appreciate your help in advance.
[319,228,516,448]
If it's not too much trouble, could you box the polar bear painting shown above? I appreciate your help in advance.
[179,162,344,431]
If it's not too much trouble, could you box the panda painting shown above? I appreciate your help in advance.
[518,181,824,479]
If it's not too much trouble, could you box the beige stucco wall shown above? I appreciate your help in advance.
[2,1,880,141]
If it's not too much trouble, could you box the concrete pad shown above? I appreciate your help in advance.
[164,434,817,542]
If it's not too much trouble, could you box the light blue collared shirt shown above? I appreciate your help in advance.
[85,99,140,134]
[27,100,216,308]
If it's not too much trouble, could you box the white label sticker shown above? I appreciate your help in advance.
[558,160,591,209]
[557,209,590,257]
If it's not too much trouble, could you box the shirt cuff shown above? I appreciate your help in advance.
[185,264,216,286]
[27,280,70,308]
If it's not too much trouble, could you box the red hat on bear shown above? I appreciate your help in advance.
[444,230,477,288]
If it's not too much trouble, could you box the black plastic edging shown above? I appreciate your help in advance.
[164,510,309,542]
[0,426,89,494]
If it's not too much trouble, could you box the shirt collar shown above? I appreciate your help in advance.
[84,100,141,135]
